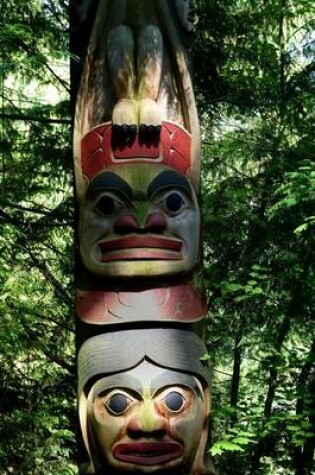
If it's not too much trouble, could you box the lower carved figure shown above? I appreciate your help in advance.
[78,328,214,474]
[88,362,206,474]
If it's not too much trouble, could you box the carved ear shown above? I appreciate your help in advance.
[79,391,96,474]
[191,387,214,475]
[174,0,195,32]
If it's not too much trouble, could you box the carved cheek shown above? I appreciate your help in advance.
[166,208,199,244]
[151,191,199,237]
[168,399,203,457]
[81,208,112,234]
[92,398,128,453]
[79,208,117,258]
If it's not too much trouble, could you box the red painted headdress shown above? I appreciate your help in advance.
[81,121,191,180]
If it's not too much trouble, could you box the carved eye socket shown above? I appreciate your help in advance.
[163,391,185,413]
[105,393,132,415]
[95,194,122,217]
[165,193,184,213]
[161,191,188,215]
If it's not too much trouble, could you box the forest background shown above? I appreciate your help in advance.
[0,0,314,474]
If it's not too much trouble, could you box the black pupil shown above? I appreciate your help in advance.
[97,196,115,215]
[164,391,184,412]
[106,393,129,414]
[165,193,184,213]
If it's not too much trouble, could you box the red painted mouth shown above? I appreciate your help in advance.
[113,442,183,465]
[98,235,183,262]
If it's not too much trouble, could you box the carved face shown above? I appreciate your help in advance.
[86,362,206,473]
[79,164,200,278]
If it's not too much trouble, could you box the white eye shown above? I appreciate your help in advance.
[163,391,186,413]
[105,392,133,415]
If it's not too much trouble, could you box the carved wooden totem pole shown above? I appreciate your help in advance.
[71,1,214,474]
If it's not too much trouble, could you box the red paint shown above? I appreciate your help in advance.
[114,214,167,234]
[98,235,182,261]
[81,121,191,179]
[144,213,167,232]
[75,284,207,324]
[99,235,182,252]
[113,135,160,159]
[114,215,140,233]
[113,442,182,465]
[100,249,182,261]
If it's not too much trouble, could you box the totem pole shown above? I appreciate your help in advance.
[71,1,214,474]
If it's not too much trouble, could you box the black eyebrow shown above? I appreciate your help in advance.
[86,172,132,200]
[147,170,191,198]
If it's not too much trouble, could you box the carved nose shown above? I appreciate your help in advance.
[114,214,139,234]
[145,213,167,233]
[115,213,166,234]
[127,414,167,440]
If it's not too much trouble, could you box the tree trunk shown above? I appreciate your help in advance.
[293,339,315,475]
[230,323,243,418]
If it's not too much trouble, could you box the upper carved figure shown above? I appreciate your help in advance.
[75,0,195,31]
[79,163,200,278]
[74,0,201,197]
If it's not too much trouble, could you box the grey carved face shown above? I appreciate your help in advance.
[79,164,200,279]
[86,362,208,474]
[78,330,211,475]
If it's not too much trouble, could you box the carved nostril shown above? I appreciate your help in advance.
[127,428,166,440]
[145,213,167,233]
[127,428,144,440]
[114,214,139,234]
[150,429,166,439]
[127,421,167,440]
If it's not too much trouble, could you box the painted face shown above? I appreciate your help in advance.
[86,362,206,473]
[79,164,200,278]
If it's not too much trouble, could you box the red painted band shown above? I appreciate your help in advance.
[75,284,207,324]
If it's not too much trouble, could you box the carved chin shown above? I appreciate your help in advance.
[113,442,183,466]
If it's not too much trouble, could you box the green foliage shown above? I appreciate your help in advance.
[0,1,75,474]
[1,1,314,475]
[194,0,315,473]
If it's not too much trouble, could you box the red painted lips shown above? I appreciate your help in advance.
[98,235,183,261]
[113,442,183,465]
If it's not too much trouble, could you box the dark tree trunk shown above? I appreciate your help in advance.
[230,324,243,417]
[293,339,315,475]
